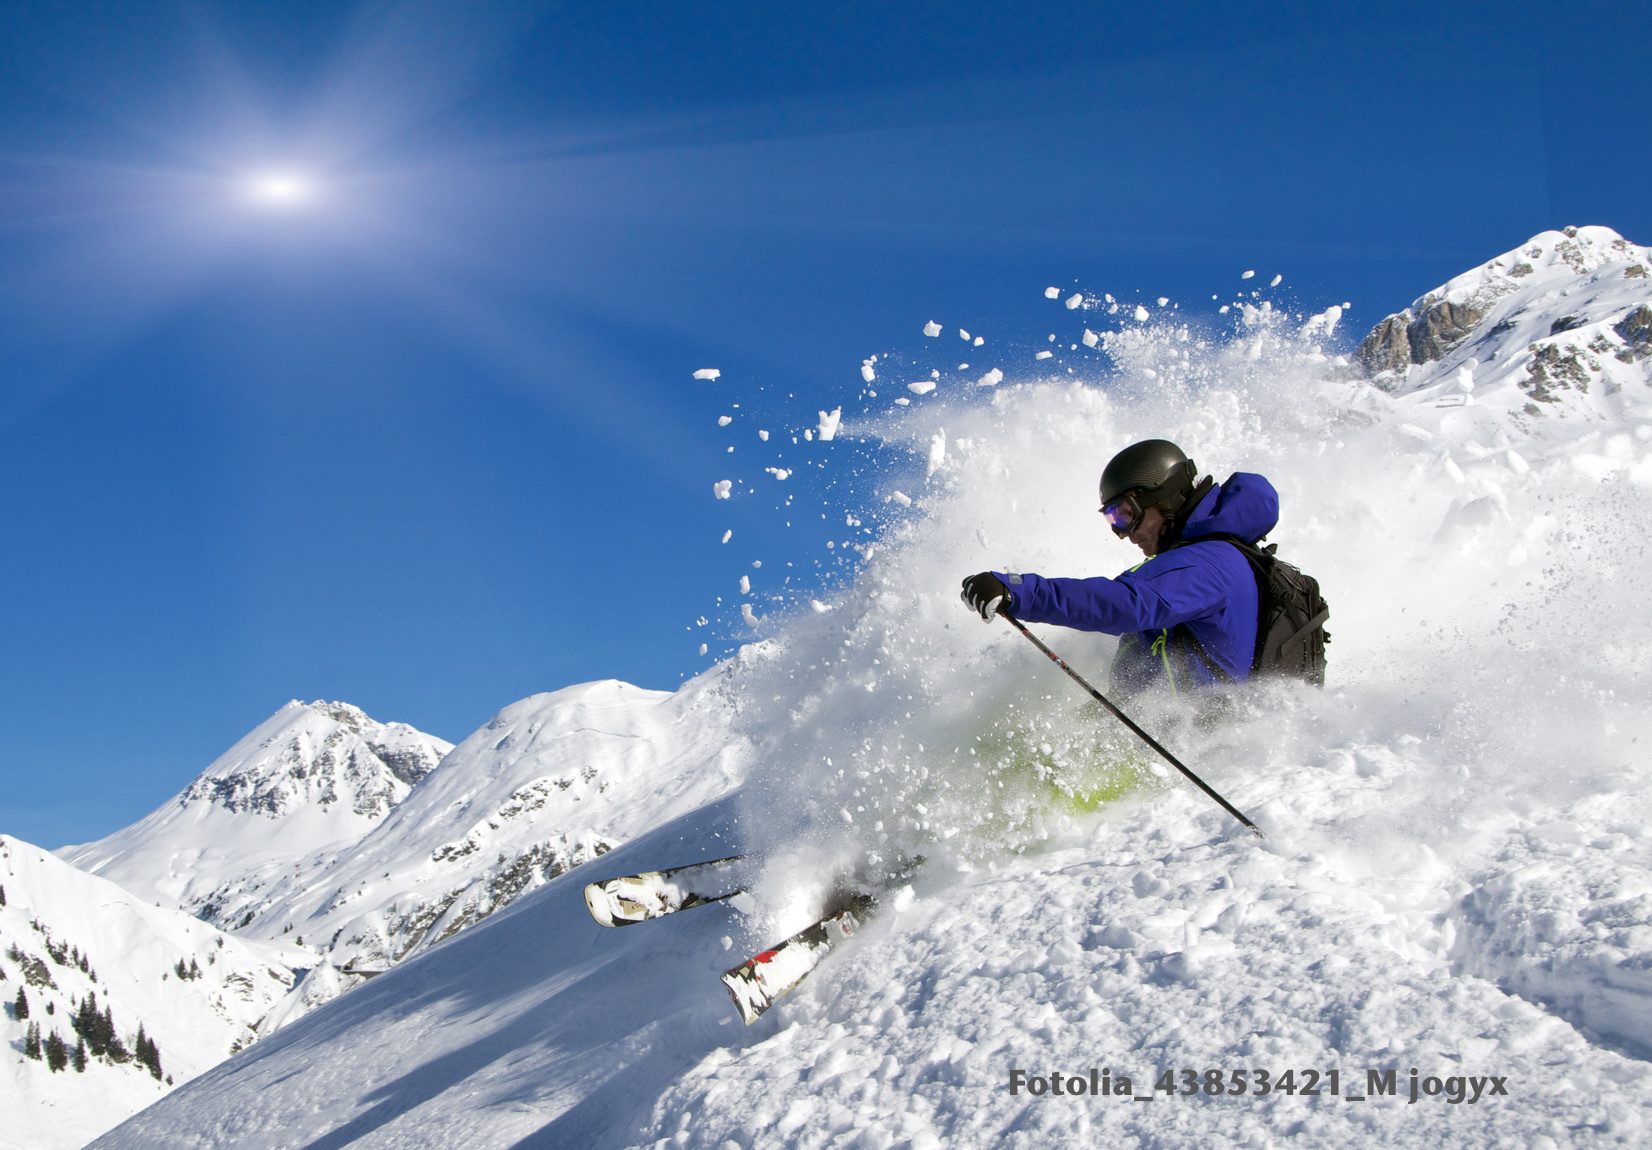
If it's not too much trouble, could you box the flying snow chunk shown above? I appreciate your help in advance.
[1044,286,1061,299]
[1157,296,1170,307]
[721,530,732,544]
[758,429,770,441]
[973,336,984,347]
[927,429,947,477]
[694,368,721,381]
[861,363,876,383]
[718,415,733,427]
[698,643,708,656]
[1035,350,1053,360]
[817,408,842,441]
[1064,293,1082,310]
[1270,274,1283,287]
[765,467,792,481]
[809,600,832,613]
[741,603,759,629]
[889,490,912,507]
[923,320,942,337]
[1082,329,1100,348]
[1134,305,1151,323]
[908,380,937,395]
[976,367,1004,387]
[713,480,733,500]
[739,575,751,594]
[959,329,971,341]
[1241,270,1255,280]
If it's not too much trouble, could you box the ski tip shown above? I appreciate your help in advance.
[720,968,767,1025]
[583,882,620,928]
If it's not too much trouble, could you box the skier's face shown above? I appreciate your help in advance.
[1128,506,1167,557]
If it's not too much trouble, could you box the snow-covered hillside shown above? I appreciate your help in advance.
[62,700,452,926]
[89,227,1652,1148]
[234,678,743,1013]
[0,837,306,1150]
[58,682,743,1041]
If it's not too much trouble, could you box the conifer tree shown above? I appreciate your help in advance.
[105,1005,130,1063]
[24,1021,41,1060]
[73,991,109,1058]
[13,986,27,1021]
[72,1036,87,1073]
[134,1025,164,1081]
[44,1029,68,1073]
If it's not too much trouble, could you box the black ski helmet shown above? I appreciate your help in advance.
[1099,439,1198,516]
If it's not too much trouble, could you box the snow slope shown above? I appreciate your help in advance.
[0,836,306,1150]
[230,677,744,998]
[61,700,452,925]
[91,227,1652,1148]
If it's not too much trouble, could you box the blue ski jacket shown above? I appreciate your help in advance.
[996,472,1279,694]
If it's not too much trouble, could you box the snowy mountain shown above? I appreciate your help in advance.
[0,836,306,1150]
[227,677,744,1029]
[61,700,452,928]
[1356,225,1652,422]
[83,227,1652,1148]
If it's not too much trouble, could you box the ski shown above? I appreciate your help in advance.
[583,853,749,928]
[721,891,878,1024]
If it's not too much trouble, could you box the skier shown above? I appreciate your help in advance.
[960,438,1281,697]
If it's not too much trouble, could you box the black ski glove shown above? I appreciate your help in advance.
[960,572,1011,621]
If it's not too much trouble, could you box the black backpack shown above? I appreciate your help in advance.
[1183,535,1330,686]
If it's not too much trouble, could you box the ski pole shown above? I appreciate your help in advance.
[1000,612,1264,839]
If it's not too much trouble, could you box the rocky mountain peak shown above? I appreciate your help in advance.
[1353,225,1652,415]
[175,702,449,820]
[1356,226,1650,379]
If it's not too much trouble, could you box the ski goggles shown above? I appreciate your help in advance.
[1100,491,1145,536]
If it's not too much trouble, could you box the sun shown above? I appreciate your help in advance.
[245,171,318,208]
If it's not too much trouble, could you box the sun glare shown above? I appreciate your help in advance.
[246,171,317,208]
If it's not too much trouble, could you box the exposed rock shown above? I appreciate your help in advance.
[1357,313,1413,376]
[1614,304,1652,362]
[1408,298,1484,364]
[1355,298,1486,376]
[1521,343,1592,404]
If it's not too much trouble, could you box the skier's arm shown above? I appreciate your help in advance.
[996,556,1226,635]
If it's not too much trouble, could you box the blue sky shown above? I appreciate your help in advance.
[3,1,1648,848]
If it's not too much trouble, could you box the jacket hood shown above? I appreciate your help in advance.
[1179,471,1279,545]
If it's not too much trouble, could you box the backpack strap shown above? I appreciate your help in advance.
[1277,605,1331,652]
